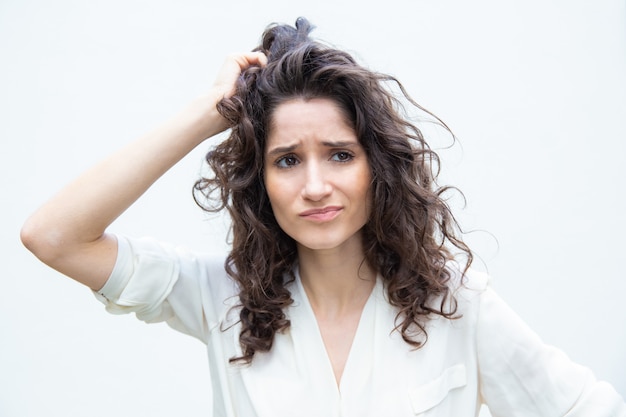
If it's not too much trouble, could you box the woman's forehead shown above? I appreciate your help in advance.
[266,98,354,143]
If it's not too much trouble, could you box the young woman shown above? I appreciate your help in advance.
[21,18,625,417]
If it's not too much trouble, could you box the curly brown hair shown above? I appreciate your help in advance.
[193,17,472,364]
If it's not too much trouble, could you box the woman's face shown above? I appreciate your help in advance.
[264,97,372,253]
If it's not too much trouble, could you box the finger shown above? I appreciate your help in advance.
[212,52,267,99]
[231,51,268,70]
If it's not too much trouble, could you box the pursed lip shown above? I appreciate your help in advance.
[299,206,343,219]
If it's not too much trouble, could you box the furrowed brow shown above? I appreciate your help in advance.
[266,140,358,157]
[321,140,359,148]
[266,143,298,157]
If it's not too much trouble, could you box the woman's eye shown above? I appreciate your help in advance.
[275,155,299,168]
[331,151,354,162]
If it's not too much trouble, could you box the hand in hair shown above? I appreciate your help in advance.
[212,52,267,99]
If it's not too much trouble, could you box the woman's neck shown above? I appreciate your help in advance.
[297,241,376,317]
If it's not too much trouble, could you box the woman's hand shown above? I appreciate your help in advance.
[193,51,267,138]
[212,51,267,99]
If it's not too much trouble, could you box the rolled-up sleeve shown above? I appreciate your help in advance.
[94,235,179,322]
[93,235,236,344]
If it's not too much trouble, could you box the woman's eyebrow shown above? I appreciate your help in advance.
[266,143,298,157]
[321,140,358,148]
[266,140,359,157]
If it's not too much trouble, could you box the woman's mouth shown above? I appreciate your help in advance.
[299,206,343,222]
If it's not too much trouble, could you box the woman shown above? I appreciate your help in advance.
[21,18,625,417]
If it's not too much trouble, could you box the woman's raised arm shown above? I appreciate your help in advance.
[20,52,266,291]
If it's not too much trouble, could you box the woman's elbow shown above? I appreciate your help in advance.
[20,215,66,266]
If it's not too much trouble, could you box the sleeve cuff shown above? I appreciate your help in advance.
[92,235,179,323]
[94,234,132,303]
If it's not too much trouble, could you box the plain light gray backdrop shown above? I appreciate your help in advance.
[1,1,624,416]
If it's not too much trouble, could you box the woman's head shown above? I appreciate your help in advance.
[263,96,372,255]
[194,18,471,363]
[208,17,439,255]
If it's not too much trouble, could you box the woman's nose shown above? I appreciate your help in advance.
[301,163,332,201]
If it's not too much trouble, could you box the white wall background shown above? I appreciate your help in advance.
[1,1,624,416]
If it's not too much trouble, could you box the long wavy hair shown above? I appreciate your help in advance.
[194,17,472,364]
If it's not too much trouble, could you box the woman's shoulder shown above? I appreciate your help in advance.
[439,261,492,321]
[446,261,490,293]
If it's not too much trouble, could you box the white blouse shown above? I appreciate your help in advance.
[95,235,625,417]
